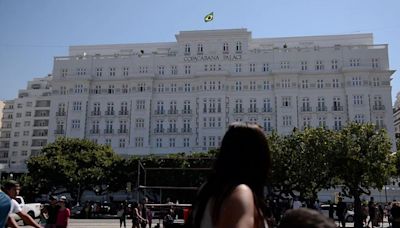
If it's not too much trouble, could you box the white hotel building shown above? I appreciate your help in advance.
[48,28,395,155]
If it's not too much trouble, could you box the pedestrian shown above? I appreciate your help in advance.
[336,197,347,228]
[314,199,321,213]
[391,202,400,228]
[189,122,272,228]
[0,189,12,228]
[362,202,369,227]
[55,196,70,228]
[1,180,42,228]
[117,203,126,228]
[278,208,336,228]
[131,202,146,228]
[42,195,61,228]
[328,200,334,219]
[368,197,376,227]
[140,198,149,228]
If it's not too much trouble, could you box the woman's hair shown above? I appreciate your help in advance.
[278,208,336,228]
[191,122,271,227]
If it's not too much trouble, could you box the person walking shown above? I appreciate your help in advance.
[117,203,126,228]
[190,122,272,228]
[43,195,61,228]
[336,197,347,228]
[55,196,70,228]
[131,202,146,228]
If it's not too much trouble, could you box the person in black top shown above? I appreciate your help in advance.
[336,197,347,228]
[43,195,61,228]
[368,197,376,227]
[328,200,334,219]
[391,202,400,228]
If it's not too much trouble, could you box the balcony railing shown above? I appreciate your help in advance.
[90,129,100,134]
[105,110,115,116]
[262,107,273,113]
[182,109,192,114]
[54,129,65,134]
[373,105,385,111]
[332,106,344,111]
[56,111,66,116]
[248,108,259,113]
[181,128,192,133]
[168,110,178,115]
[167,128,178,133]
[316,106,328,112]
[154,128,165,133]
[300,107,312,112]
[234,108,244,113]
[91,111,101,116]
[119,110,129,115]
[104,129,114,134]
[154,110,165,115]
[118,129,128,134]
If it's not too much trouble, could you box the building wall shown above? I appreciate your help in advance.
[47,29,396,156]
[0,76,52,172]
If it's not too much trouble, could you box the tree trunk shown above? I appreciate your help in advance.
[353,193,363,228]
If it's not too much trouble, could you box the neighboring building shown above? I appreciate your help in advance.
[0,101,4,129]
[48,28,396,155]
[0,76,52,172]
[393,92,400,138]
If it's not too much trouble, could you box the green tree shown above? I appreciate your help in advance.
[27,137,121,201]
[330,123,393,228]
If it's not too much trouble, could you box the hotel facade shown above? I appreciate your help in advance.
[47,29,395,156]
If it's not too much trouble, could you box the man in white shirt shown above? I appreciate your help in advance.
[2,180,42,228]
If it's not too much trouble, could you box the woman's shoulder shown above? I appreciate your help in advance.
[223,184,255,214]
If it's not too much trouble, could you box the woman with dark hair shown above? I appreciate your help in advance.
[190,122,272,228]
[131,202,146,228]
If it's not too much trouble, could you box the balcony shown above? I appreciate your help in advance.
[332,106,344,111]
[104,129,114,134]
[118,129,128,134]
[262,107,273,113]
[168,109,178,115]
[0,135,10,139]
[316,106,328,112]
[167,128,178,133]
[182,109,192,115]
[119,110,129,115]
[90,129,100,134]
[154,128,165,134]
[91,111,101,116]
[181,128,192,133]
[54,129,65,134]
[373,105,385,111]
[105,110,115,116]
[56,111,66,116]
[248,108,258,113]
[154,110,165,115]
[300,107,312,112]
[234,108,244,113]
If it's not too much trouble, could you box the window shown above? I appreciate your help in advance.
[301,61,308,71]
[77,68,86,76]
[353,95,363,105]
[14,132,20,137]
[139,66,148,73]
[71,120,80,129]
[263,81,271,90]
[282,97,291,107]
[223,42,229,53]
[105,139,112,146]
[249,64,256,72]
[303,117,311,129]
[249,98,257,113]
[352,76,362,86]
[96,68,103,77]
[372,77,380,86]
[184,65,191,75]
[283,116,292,127]
[334,116,342,130]
[280,61,289,69]
[333,97,342,111]
[135,118,145,128]
[235,63,242,73]
[119,120,128,133]
[375,116,384,128]
[354,114,365,123]
[26,102,32,107]
[123,67,129,76]
[281,79,291,88]
[21,151,28,156]
[315,60,324,70]
[373,96,383,110]
[135,137,144,147]
[16,113,22,118]
[156,138,162,148]
[15,122,21,127]
[331,59,338,70]
[122,84,128,94]
[156,120,164,132]
[263,118,272,131]
[169,138,175,147]
[94,85,102,94]
[106,102,114,115]
[235,81,242,91]
[372,58,379,69]
[61,68,68,77]
[317,80,324,88]
[317,97,326,111]
[350,59,360,67]
[184,83,191,92]
[158,83,164,93]
[318,116,327,128]
[332,79,340,88]
[156,101,164,114]
[105,120,113,133]
[119,138,126,148]
[24,121,30,127]
[60,86,67,95]
[263,63,270,72]
[301,97,311,111]
[235,99,243,113]
[236,41,242,52]
[301,80,309,89]
[183,138,190,147]
[158,66,165,75]
[91,120,99,134]
[108,85,115,94]
[197,44,203,54]
[23,131,29,136]
[249,81,256,91]
[74,84,84,93]
[171,65,178,75]
[73,101,82,111]
[263,98,272,112]
[184,44,191,55]
[183,119,191,132]
[170,84,177,93]
[17,103,23,108]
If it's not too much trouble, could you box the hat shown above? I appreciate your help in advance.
[49,195,58,201]
[59,196,67,202]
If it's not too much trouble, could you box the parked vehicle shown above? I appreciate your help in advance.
[320,204,354,222]
[10,196,42,224]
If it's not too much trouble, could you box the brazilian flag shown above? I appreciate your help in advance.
[204,12,214,22]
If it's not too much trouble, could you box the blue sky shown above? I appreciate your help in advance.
[0,0,399,103]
